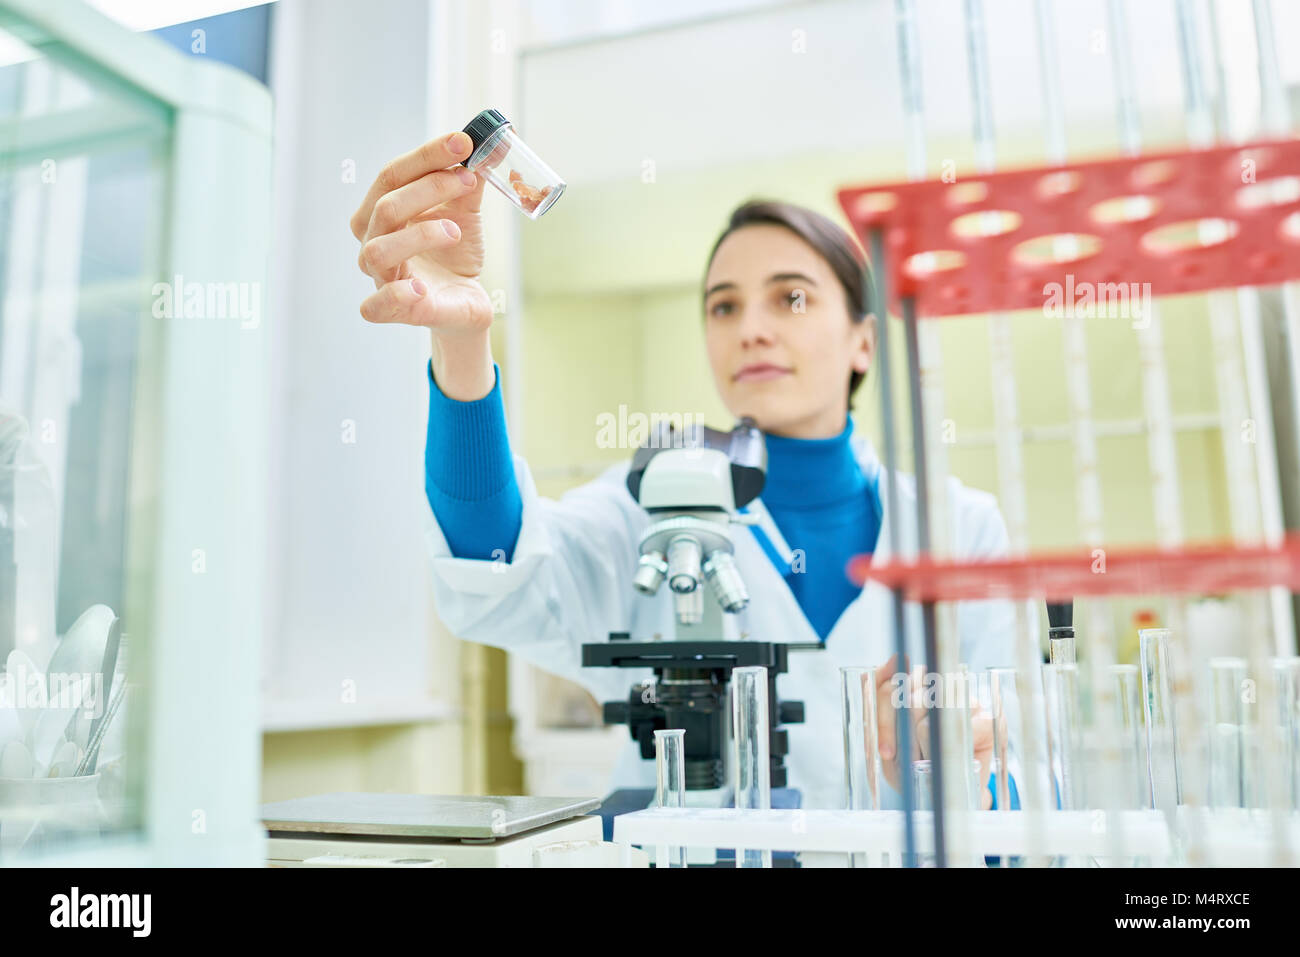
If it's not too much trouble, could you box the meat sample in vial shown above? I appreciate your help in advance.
[509,169,553,215]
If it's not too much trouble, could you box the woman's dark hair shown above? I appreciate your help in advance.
[704,199,878,409]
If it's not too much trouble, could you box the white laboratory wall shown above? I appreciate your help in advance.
[522,0,1300,189]
[262,0,440,724]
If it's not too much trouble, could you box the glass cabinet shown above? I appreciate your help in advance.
[0,0,271,865]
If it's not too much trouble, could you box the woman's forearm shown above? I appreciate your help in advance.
[424,351,523,560]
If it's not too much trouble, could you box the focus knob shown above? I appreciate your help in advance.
[778,701,805,724]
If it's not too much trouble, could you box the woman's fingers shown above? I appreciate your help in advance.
[363,167,478,244]
[439,162,489,216]
[874,655,900,760]
[971,705,995,809]
[350,130,474,241]
[910,687,930,759]
[873,664,999,808]
[359,277,433,325]
[358,218,463,283]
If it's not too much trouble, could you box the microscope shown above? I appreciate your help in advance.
[581,418,805,797]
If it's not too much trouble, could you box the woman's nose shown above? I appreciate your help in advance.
[736,305,775,347]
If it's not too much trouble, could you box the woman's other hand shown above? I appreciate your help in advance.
[874,656,997,809]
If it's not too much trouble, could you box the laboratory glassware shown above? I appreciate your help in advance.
[841,666,881,868]
[913,759,983,867]
[461,109,566,219]
[1207,657,1252,810]
[841,666,881,812]
[913,759,983,811]
[1271,657,1300,810]
[654,728,687,868]
[732,666,771,868]
[1140,629,1183,810]
[1042,663,1087,811]
[953,663,977,809]
[1109,664,1147,809]
[985,668,1020,812]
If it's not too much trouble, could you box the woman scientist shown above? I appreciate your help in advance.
[350,130,1017,812]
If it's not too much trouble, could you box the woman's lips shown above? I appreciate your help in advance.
[734,364,792,383]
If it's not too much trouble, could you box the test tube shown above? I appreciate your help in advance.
[841,666,880,868]
[914,759,983,811]
[1140,629,1184,811]
[913,758,936,870]
[1042,663,1087,811]
[841,666,881,811]
[1207,657,1251,810]
[953,663,977,810]
[732,666,771,868]
[986,668,1019,813]
[1109,664,1147,809]
[913,759,983,866]
[1272,657,1300,810]
[654,728,686,868]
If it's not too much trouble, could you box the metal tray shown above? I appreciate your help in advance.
[260,793,602,840]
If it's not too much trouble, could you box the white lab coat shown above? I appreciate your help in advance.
[423,430,1019,811]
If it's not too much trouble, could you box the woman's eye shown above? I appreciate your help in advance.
[780,290,803,310]
[709,301,735,317]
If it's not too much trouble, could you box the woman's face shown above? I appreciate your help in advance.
[704,224,874,438]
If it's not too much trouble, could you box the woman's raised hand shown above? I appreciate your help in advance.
[350,131,493,337]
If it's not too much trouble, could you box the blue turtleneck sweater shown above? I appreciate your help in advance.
[758,424,882,640]
[425,361,881,641]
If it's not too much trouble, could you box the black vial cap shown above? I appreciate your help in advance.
[462,109,510,158]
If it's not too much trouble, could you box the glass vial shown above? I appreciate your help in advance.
[654,728,687,868]
[732,665,771,868]
[1139,628,1183,810]
[461,109,566,219]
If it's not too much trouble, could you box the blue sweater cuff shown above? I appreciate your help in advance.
[424,360,523,560]
[425,360,514,499]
